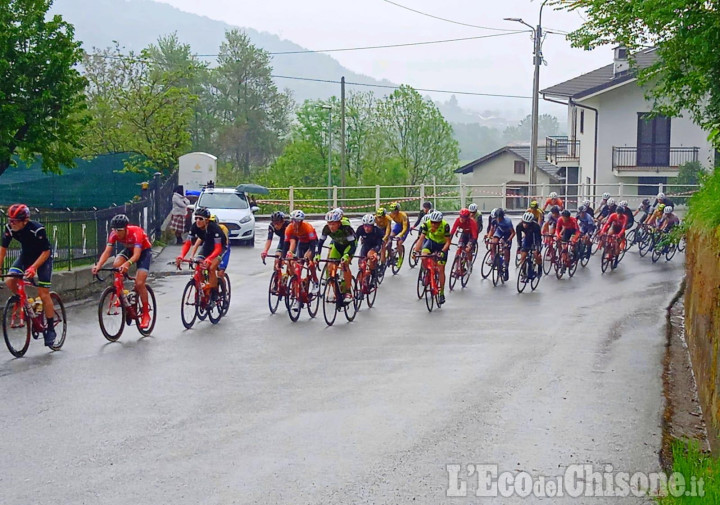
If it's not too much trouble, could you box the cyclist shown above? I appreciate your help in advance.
[543,191,564,211]
[581,199,595,218]
[600,206,628,258]
[284,210,318,261]
[634,199,652,224]
[356,214,385,278]
[388,202,410,268]
[556,210,581,256]
[93,214,154,329]
[316,209,356,302]
[0,204,56,346]
[515,211,542,278]
[576,206,596,258]
[450,208,479,257]
[526,200,543,223]
[492,208,516,281]
[541,205,561,236]
[484,208,499,243]
[468,203,484,233]
[619,201,635,230]
[597,192,611,213]
[261,211,291,267]
[646,203,666,228]
[658,206,680,233]
[175,207,227,302]
[652,192,675,210]
[597,197,618,225]
[375,207,393,263]
[412,201,434,230]
[413,210,451,304]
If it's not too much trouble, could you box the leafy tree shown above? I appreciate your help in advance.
[212,29,293,177]
[502,114,560,145]
[555,0,720,147]
[82,44,196,175]
[0,0,87,177]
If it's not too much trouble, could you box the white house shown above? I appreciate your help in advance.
[541,47,716,198]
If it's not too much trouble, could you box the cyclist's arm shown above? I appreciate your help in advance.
[95,244,114,270]
[382,222,392,241]
[412,213,424,228]
[190,238,202,258]
[515,223,524,248]
[414,231,426,252]
[400,214,409,237]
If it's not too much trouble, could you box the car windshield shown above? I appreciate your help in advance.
[198,192,249,210]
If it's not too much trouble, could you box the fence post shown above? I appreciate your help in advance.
[289,186,295,212]
[501,182,507,210]
[375,185,381,209]
[67,219,72,271]
[152,172,162,240]
[420,184,425,205]
[658,182,664,195]
[332,186,338,209]
[460,183,466,209]
[618,182,624,199]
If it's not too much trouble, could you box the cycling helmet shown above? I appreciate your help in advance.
[459,208,471,218]
[361,214,375,225]
[496,208,505,220]
[194,207,211,219]
[561,210,571,218]
[664,206,673,214]
[657,192,665,199]
[326,210,342,222]
[616,206,624,214]
[578,205,587,213]
[607,198,616,206]
[583,199,591,206]
[422,201,433,210]
[428,210,443,222]
[388,202,400,212]
[521,212,535,223]
[110,214,130,229]
[549,192,558,199]
[550,205,560,214]
[290,210,305,222]
[7,203,30,221]
[658,204,666,212]
[530,200,539,209]
[209,214,218,222]
[376,207,387,217]
[271,211,285,222]
[642,199,650,206]
[333,207,344,217]
[620,200,628,208]
[468,203,478,213]
[602,192,611,200]
[490,208,498,219]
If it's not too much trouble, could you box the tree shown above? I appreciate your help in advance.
[212,30,293,177]
[374,85,459,190]
[0,0,87,177]
[555,0,720,147]
[82,44,196,175]
[502,114,560,145]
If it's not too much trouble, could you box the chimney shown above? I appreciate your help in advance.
[613,45,629,76]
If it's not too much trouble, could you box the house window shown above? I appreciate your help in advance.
[580,110,585,134]
[514,160,526,174]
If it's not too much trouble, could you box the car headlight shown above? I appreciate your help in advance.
[239,215,253,224]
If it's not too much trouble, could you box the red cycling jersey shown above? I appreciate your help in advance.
[450,217,479,241]
[555,216,580,240]
[601,213,628,235]
[284,221,318,243]
[108,225,152,250]
[544,197,564,210]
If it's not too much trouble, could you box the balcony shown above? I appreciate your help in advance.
[546,136,580,166]
[612,146,699,176]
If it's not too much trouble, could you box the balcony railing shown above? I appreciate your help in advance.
[546,136,580,165]
[612,146,699,172]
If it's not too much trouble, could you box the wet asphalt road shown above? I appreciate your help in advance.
[0,218,684,504]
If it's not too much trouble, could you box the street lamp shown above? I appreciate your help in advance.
[319,104,332,209]
[504,0,549,200]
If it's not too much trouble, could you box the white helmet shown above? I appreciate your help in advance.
[549,192,558,198]
[333,207,344,217]
[602,192,611,200]
[468,203,478,213]
[620,200,628,208]
[583,199,591,207]
[325,210,342,222]
[290,210,305,222]
[657,192,665,199]
[607,198,616,206]
[664,206,673,214]
[522,212,535,223]
[361,214,375,225]
[490,208,498,219]
[428,210,443,222]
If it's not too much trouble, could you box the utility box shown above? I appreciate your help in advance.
[178,152,217,194]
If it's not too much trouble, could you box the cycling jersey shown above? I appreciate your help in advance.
[622,208,635,228]
[356,224,385,256]
[450,217,478,242]
[584,206,595,218]
[375,215,392,240]
[493,216,514,239]
[544,197,564,209]
[389,211,409,237]
[576,213,596,234]
[556,216,580,242]
[600,204,617,218]
[526,208,543,223]
[601,213,628,235]
[284,221,318,243]
[267,219,291,253]
[660,214,680,231]
[470,212,484,233]
[189,221,227,260]
[515,221,541,250]
[108,225,152,251]
[317,222,356,256]
[419,219,451,245]
[2,220,51,262]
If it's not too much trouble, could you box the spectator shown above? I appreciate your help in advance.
[249,195,258,208]
[170,185,190,244]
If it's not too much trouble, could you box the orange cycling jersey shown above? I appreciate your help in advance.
[544,197,564,209]
[284,221,318,243]
[375,215,392,239]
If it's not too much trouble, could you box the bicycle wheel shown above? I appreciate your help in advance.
[48,292,67,350]
[677,236,686,252]
[322,279,339,326]
[135,286,157,336]
[268,271,282,314]
[449,255,460,291]
[408,237,420,268]
[568,250,578,277]
[601,249,611,273]
[491,255,501,286]
[516,259,528,293]
[391,248,404,275]
[579,242,590,268]
[180,280,199,329]
[461,256,472,288]
[556,251,565,279]
[515,251,522,267]
[221,274,231,316]
[666,243,677,261]
[542,248,554,275]
[638,234,651,257]
[285,275,302,322]
[480,250,493,279]
[617,240,627,262]
[591,235,601,255]
[416,266,427,299]
[344,277,358,322]
[624,229,635,251]
[207,283,224,325]
[98,287,125,341]
[3,296,31,357]
[366,272,378,308]
[651,246,662,263]
[471,242,479,265]
[353,276,364,311]
[530,261,541,291]
[306,277,321,318]
[424,272,435,312]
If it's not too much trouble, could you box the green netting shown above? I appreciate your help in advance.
[0,154,149,209]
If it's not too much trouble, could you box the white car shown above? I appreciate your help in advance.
[194,187,258,246]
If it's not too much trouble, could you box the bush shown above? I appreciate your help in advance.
[685,168,720,241]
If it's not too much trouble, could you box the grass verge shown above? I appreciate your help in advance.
[656,439,719,503]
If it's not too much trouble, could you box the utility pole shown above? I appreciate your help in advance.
[319,105,333,209]
[340,76,346,205]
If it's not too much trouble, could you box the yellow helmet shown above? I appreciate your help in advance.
[209,214,218,222]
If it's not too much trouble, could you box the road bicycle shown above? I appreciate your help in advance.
[490,238,510,287]
[516,250,542,293]
[178,259,228,328]
[415,252,443,312]
[96,267,157,341]
[449,243,473,291]
[576,233,592,268]
[1,274,66,357]
[382,237,404,276]
[354,255,379,310]
[318,258,357,326]
[541,234,559,275]
[600,234,622,272]
[638,226,659,258]
[556,239,579,279]
[263,254,290,315]
[480,237,494,279]
[407,229,421,269]
[652,232,678,263]
[284,257,320,322]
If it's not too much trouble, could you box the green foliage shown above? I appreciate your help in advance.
[0,0,87,177]
[655,438,719,504]
[556,0,720,149]
[685,167,720,239]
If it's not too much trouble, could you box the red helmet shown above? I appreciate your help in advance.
[7,204,30,221]
[459,208,471,218]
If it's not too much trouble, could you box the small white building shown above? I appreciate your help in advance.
[541,47,716,198]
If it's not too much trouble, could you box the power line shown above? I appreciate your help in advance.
[383,0,520,32]
[271,74,531,99]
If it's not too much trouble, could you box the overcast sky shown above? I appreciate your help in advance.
[156,0,611,115]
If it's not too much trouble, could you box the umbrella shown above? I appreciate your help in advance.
[235,184,269,195]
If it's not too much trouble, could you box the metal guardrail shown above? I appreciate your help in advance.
[612,146,699,171]
[546,136,581,164]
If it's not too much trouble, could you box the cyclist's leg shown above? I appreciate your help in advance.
[342,243,356,291]
[6,256,27,294]
[134,248,153,310]
[36,256,55,319]
[437,247,448,292]
[328,244,344,290]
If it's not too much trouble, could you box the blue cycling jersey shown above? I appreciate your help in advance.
[577,213,595,233]
[495,217,513,234]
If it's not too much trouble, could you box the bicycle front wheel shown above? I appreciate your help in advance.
[366,271,378,308]
[460,256,472,288]
[449,255,460,291]
[180,280,199,329]
[285,275,302,322]
[322,279,339,326]
[491,255,501,286]
[666,243,677,261]
[416,266,427,299]
[516,259,528,294]
[542,248,554,275]
[207,284,224,325]
[268,271,282,314]
[480,250,493,279]
[391,248,404,275]
[3,296,30,357]
[136,286,157,336]
[48,292,67,350]
[307,277,321,318]
[98,287,125,342]
[221,274,231,316]
[344,277,358,322]
[408,237,420,268]
[424,274,435,312]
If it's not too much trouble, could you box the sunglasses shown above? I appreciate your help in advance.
[8,218,22,224]
[195,217,206,221]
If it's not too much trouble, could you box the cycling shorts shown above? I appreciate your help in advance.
[218,247,230,271]
[458,231,477,247]
[520,236,542,252]
[360,243,381,258]
[119,247,153,272]
[561,229,578,242]
[297,241,314,259]
[392,222,410,240]
[493,228,512,240]
[9,256,53,288]
[421,239,447,264]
